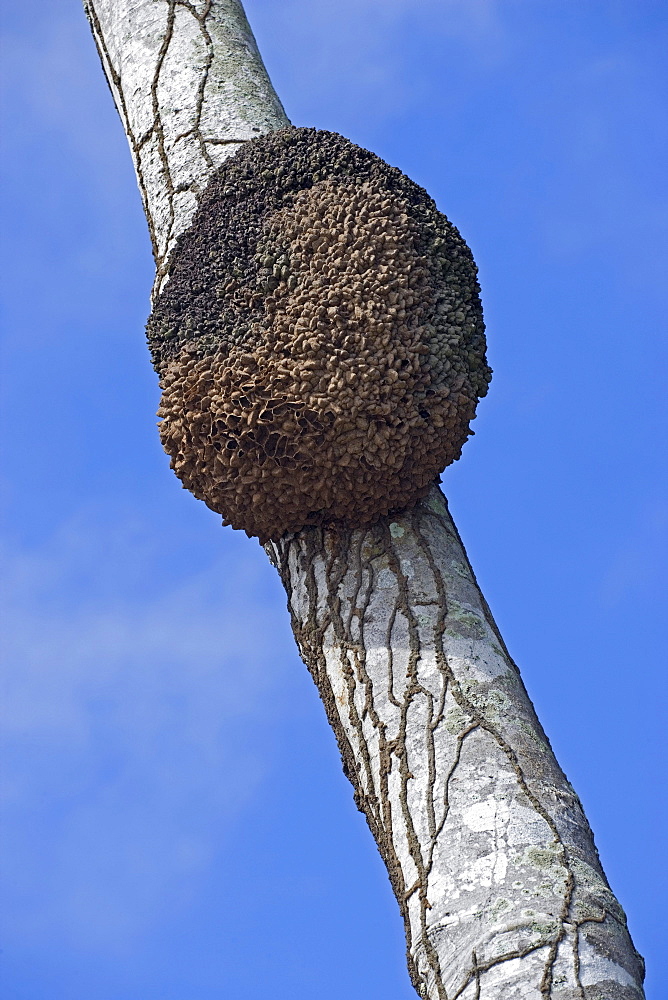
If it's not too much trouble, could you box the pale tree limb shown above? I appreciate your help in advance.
[83,0,288,297]
[82,2,646,997]
[267,488,645,999]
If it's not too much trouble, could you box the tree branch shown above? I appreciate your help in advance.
[83,0,288,296]
[83,1,645,996]
[267,486,644,998]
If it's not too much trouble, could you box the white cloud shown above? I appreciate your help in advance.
[0,506,297,951]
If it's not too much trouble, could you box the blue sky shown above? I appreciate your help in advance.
[1,1,666,997]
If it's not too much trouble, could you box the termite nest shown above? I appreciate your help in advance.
[147,127,491,542]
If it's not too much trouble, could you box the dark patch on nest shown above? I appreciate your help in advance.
[147,127,491,541]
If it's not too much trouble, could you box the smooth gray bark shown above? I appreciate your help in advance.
[83,2,645,997]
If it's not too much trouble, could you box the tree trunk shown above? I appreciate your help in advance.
[266,488,644,999]
[83,2,645,997]
[83,0,288,298]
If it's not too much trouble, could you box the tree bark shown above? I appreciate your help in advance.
[83,2,645,997]
[83,0,288,297]
[266,488,644,999]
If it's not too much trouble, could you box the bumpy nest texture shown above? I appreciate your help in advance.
[148,128,491,542]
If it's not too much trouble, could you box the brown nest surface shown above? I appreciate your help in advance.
[147,128,491,542]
